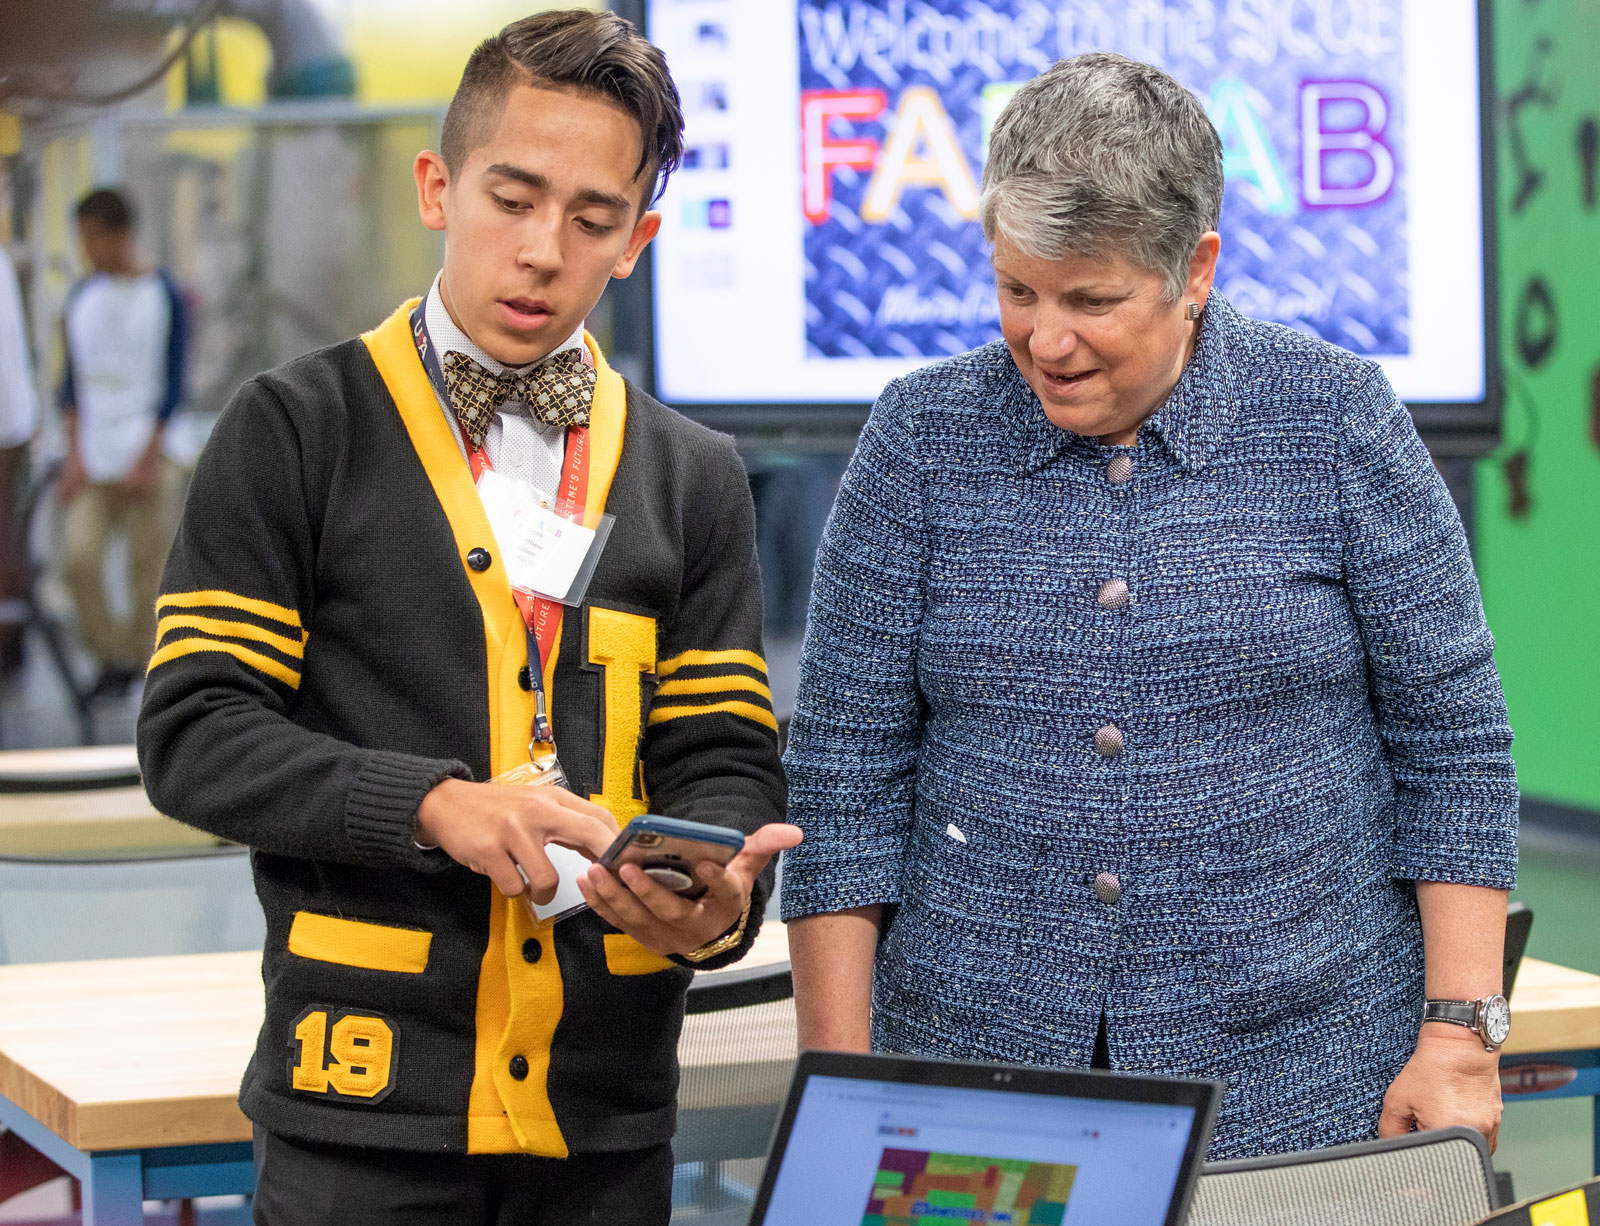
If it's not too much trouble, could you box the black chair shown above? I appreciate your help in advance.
[1188,1127,1499,1226]
[0,459,96,745]
[673,959,796,1225]
[1504,901,1533,1000]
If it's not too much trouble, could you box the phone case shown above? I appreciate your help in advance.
[599,815,745,898]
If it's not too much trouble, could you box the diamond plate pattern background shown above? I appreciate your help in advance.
[799,1,1408,360]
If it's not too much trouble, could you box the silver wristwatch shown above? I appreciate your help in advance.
[1422,994,1511,1052]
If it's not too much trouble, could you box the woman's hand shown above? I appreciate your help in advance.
[1377,1024,1503,1149]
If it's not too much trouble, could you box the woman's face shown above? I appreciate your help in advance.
[992,233,1219,445]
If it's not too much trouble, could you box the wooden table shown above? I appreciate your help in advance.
[1502,957,1600,1175]
[0,746,142,792]
[0,746,217,859]
[7,938,1591,1225]
[0,920,793,1224]
[0,951,260,1224]
[0,787,219,858]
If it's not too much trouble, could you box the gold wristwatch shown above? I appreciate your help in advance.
[682,897,752,964]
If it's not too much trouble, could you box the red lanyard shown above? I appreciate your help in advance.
[408,297,594,748]
[465,427,591,672]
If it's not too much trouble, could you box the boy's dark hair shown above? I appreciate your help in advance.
[440,9,684,207]
[76,187,135,231]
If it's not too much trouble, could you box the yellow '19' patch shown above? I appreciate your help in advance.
[289,1006,397,1103]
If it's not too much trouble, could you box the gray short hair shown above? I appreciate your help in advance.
[980,53,1223,301]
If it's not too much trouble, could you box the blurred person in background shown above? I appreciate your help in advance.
[59,186,187,698]
[781,53,1518,1160]
[0,242,38,677]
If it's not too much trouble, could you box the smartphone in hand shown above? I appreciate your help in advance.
[599,815,745,901]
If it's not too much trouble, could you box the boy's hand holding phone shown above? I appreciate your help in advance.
[578,819,803,958]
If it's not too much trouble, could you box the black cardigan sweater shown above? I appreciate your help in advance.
[137,302,785,1156]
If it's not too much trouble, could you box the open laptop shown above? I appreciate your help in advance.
[744,1051,1222,1226]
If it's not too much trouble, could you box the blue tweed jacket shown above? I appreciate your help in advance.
[779,292,1518,1159]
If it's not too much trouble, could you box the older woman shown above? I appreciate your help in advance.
[780,52,1517,1159]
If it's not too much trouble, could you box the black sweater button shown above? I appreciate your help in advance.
[466,547,491,572]
[522,938,542,964]
[509,1055,529,1080]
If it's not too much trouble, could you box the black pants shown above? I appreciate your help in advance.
[251,1127,674,1226]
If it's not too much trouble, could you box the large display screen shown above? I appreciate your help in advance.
[644,0,1490,412]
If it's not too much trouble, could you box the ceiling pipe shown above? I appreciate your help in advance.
[0,0,355,106]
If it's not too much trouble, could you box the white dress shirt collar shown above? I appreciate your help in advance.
[422,273,584,376]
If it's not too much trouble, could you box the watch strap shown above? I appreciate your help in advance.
[1422,999,1480,1029]
[681,896,752,964]
[1423,996,1511,1052]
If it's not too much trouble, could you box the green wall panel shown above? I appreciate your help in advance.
[1476,0,1600,812]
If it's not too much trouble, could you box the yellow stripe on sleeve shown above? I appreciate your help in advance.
[655,674,773,702]
[146,636,302,689]
[156,613,307,659]
[157,589,303,630]
[647,699,778,732]
[657,649,767,678]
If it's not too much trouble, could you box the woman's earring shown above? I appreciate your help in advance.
[1186,301,1201,320]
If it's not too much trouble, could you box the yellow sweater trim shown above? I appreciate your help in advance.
[146,637,301,689]
[288,911,432,974]
[655,674,772,701]
[648,699,779,733]
[659,648,767,676]
[360,304,630,1158]
[156,589,303,629]
[156,613,306,659]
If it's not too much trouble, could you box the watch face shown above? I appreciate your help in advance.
[1483,995,1511,1045]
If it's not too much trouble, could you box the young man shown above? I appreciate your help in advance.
[61,187,187,696]
[137,13,796,1224]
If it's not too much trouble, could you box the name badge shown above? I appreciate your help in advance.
[490,757,590,925]
[475,468,613,606]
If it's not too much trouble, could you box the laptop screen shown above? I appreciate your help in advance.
[756,1071,1202,1226]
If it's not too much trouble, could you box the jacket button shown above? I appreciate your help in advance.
[467,547,491,572]
[1106,454,1134,485]
[522,938,542,964]
[1096,579,1131,610]
[1094,872,1122,904]
[1093,724,1124,756]
[517,666,533,691]
[509,1055,529,1081]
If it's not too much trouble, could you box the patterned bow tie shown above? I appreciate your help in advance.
[442,348,594,448]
